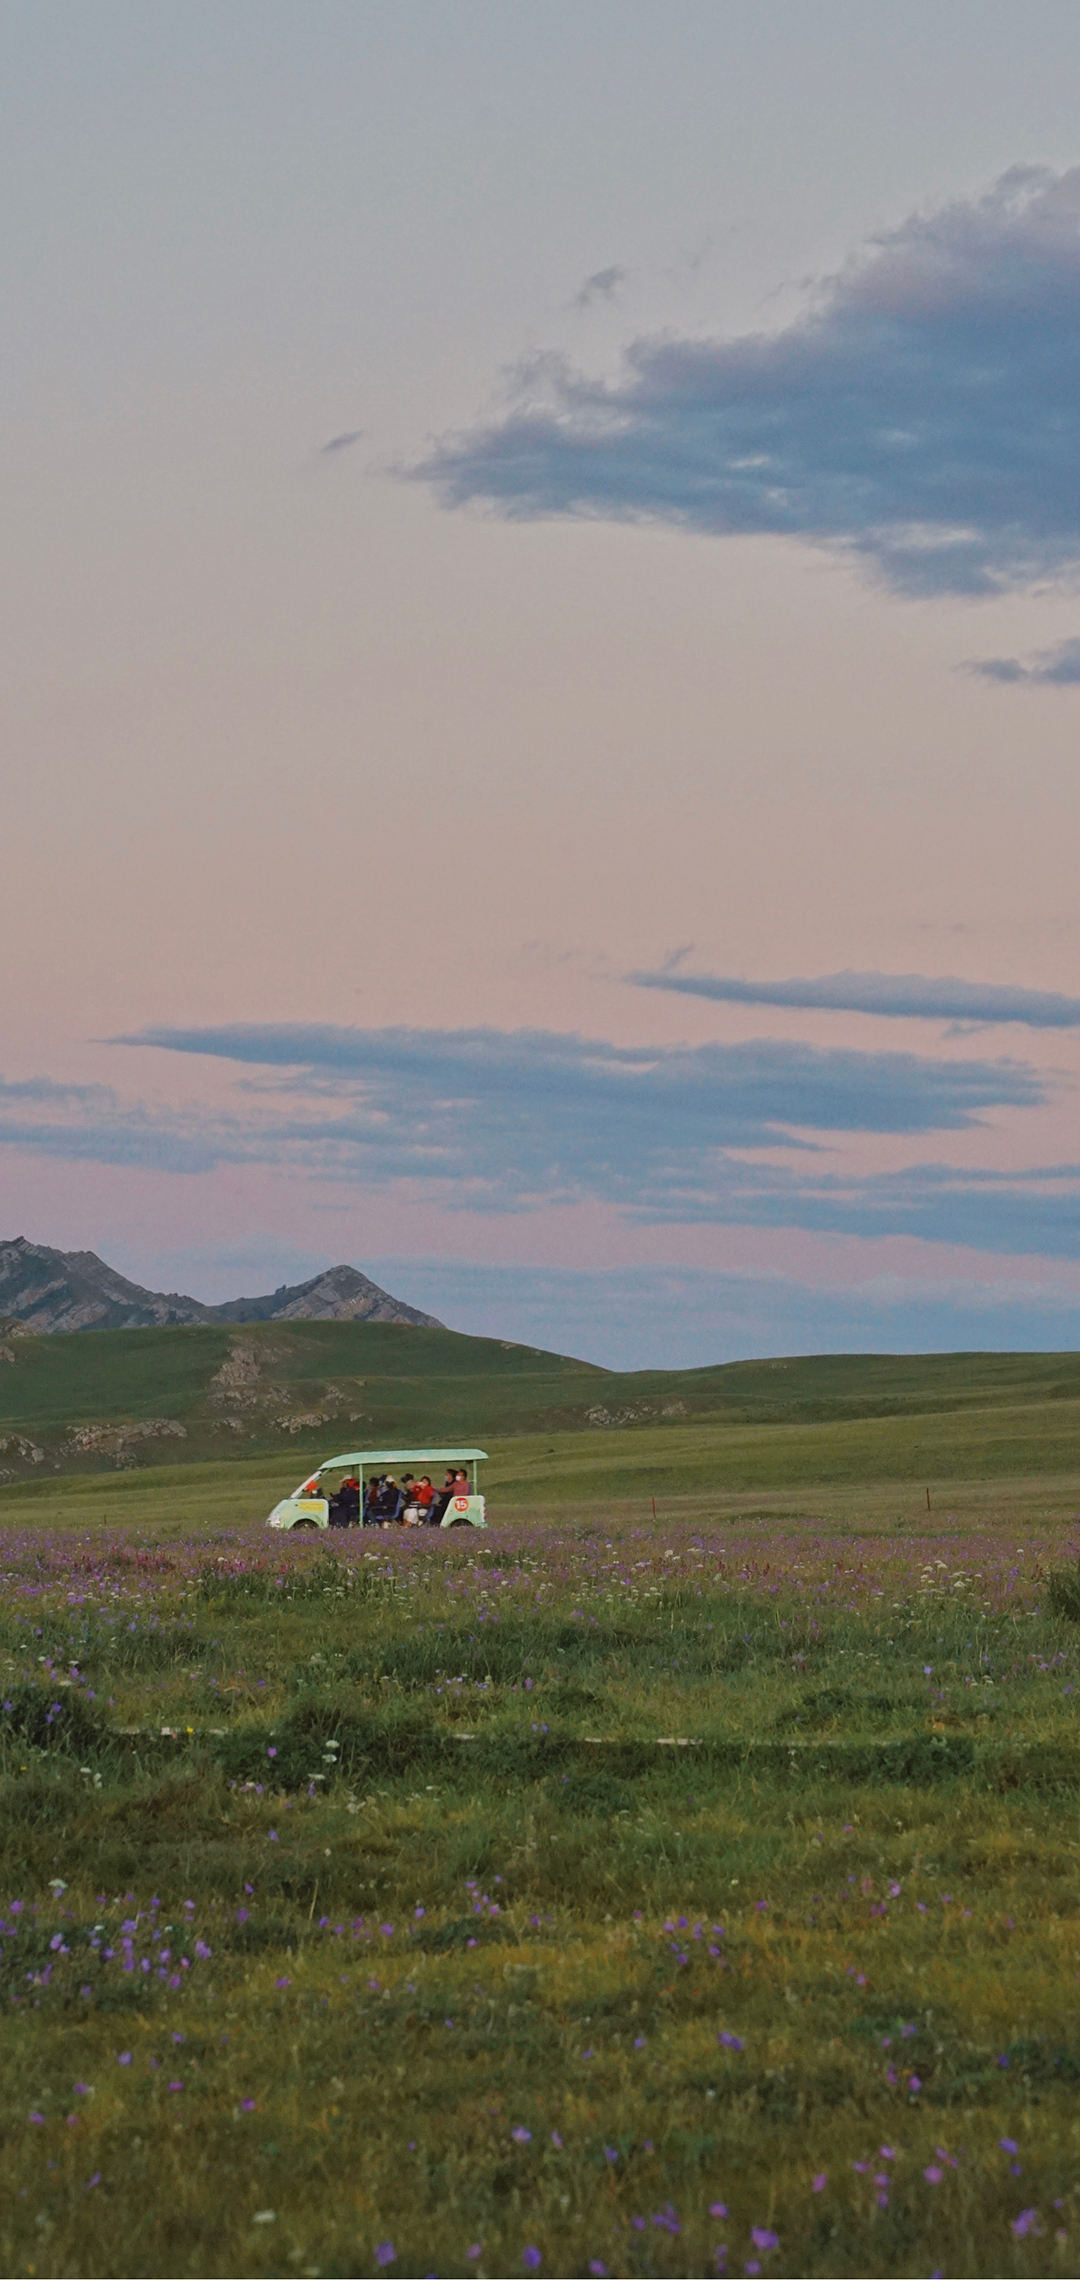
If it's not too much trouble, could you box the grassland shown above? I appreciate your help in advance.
[3,1346,1080,2277]
[5,1317,1080,1484]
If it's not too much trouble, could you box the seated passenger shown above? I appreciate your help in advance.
[446,1470,473,1525]
[415,1475,436,1523]
[337,1474,361,1526]
[327,1484,348,1529]
[377,1475,405,1525]
[431,1469,457,1525]
[362,1475,384,1527]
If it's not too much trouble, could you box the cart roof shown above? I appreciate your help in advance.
[316,1447,487,1471]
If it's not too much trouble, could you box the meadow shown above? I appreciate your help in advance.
[3,1413,1080,2280]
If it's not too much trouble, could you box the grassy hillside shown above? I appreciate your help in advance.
[2,1320,1080,1490]
[0,1319,607,1479]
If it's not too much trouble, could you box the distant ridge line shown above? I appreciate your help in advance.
[0,1238,443,1335]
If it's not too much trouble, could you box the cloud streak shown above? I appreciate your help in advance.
[1,1022,1075,1256]
[409,166,1080,596]
[631,965,1080,1029]
[96,1022,1076,1256]
[965,633,1080,684]
[120,1022,1041,1147]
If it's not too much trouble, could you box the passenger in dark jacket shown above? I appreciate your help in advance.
[376,1476,405,1524]
[336,1475,361,1526]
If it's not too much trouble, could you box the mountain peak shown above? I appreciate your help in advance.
[212,1264,441,1329]
[0,1241,443,1334]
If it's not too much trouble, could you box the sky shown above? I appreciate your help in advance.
[5,0,1080,1368]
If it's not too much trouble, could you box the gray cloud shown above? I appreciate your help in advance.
[631,965,1080,1029]
[0,1074,114,1107]
[3,1025,1069,1257]
[0,1070,248,1175]
[640,1156,1080,1258]
[965,633,1080,684]
[99,1022,1071,1255]
[120,1022,1041,1155]
[409,166,1080,597]
[574,265,627,310]
[321,429,364,455]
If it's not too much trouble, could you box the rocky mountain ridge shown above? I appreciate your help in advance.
[0,1238,443,1335]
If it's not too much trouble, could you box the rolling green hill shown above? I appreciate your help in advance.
[0,1318,606,1479]
[1,1316,1080,1491]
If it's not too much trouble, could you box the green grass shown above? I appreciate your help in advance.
[4,1352,1080,2274]
[3,1470,1080,2278]
[0,1319,608,1476]
[6,1319,1080,1484]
